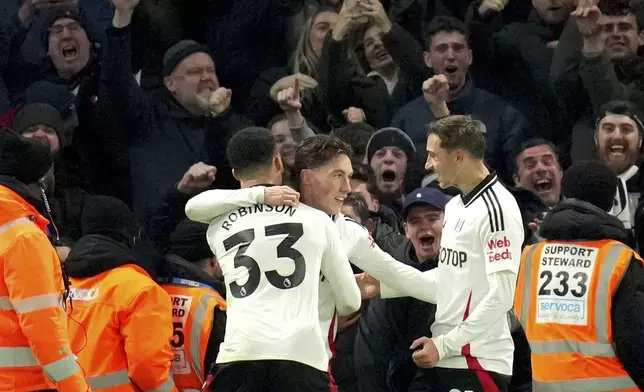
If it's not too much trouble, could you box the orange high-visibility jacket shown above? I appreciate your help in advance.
[162,278,226,392]
[515,239,641,392]
[0,185,89,392]
[67,263,178,392]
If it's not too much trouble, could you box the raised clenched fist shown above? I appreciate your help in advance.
[422,74,450,107]
[177,162,217,195]
[478,0,509,16]
[209,88,232,115]
[342,107,366,123]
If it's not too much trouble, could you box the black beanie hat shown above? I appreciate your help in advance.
[13,104,65,146]
[0,128,52,184]
[81,195,137,248]
[563,161,618,212]
[162,40,210,77]
[42,8,82,46]
[169,220,213,262]
[595,100,644,135]
[365,127,416,163]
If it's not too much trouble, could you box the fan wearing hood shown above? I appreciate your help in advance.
[0,128,89,392]
[515,161,644,390]
[64,195,178,392]
[160,219,227,392]
[12,102,93,257]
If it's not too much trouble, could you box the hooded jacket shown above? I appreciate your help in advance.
[538,199,644,389]
[64,211,177,391]
[0,176,88,392]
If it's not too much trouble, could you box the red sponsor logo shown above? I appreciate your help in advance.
[487,236,512,262]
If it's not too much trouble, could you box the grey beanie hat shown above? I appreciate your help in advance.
[365,127,416,163]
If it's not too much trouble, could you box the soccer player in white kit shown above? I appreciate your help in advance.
[393,115,525,392]
[194,135,445,390]
[186,127,361,392]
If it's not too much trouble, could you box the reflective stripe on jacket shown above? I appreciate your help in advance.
[68,264,177,392]
[515,239,640,392]
[0,185,89,392]
[162,280,226,391]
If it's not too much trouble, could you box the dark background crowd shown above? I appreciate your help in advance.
[0,0,643,391]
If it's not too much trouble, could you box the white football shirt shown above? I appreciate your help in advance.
[318,214,438,359]
[185,188,438,362]
[382,173,524,375]
[186,188,361,372]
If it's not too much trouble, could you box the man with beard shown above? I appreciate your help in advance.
[515,160,644,391]
[594,101,644,233]
[98,0,250,225]
[392,17,532,184]
[514,138,563,208]
[553,0,643,163]
[364,127,416,212]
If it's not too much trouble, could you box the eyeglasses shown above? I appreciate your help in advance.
[49,22,82,37]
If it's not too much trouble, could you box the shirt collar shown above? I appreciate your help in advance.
[461,172,498,207]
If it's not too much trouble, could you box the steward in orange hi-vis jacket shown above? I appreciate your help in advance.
[0,128,89,392]
[65,196,177,392]
[161,220,227,392]
[514,162,644,392]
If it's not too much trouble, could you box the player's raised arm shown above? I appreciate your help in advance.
[338,218,439,304]
[320,217,361,316]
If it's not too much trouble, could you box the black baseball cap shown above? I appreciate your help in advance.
[402,187,447,220]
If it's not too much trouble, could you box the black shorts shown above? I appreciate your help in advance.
[408,367,511,392]
[214,360,330,392]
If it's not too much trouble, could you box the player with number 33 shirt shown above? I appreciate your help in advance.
[186,128,361,392]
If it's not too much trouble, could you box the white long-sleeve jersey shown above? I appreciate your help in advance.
[185,188,361,372]
[188,188,441,360]
[382,174,524,375]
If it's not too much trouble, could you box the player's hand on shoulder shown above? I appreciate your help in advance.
[264,186,300,207]
[410,336,440,368]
